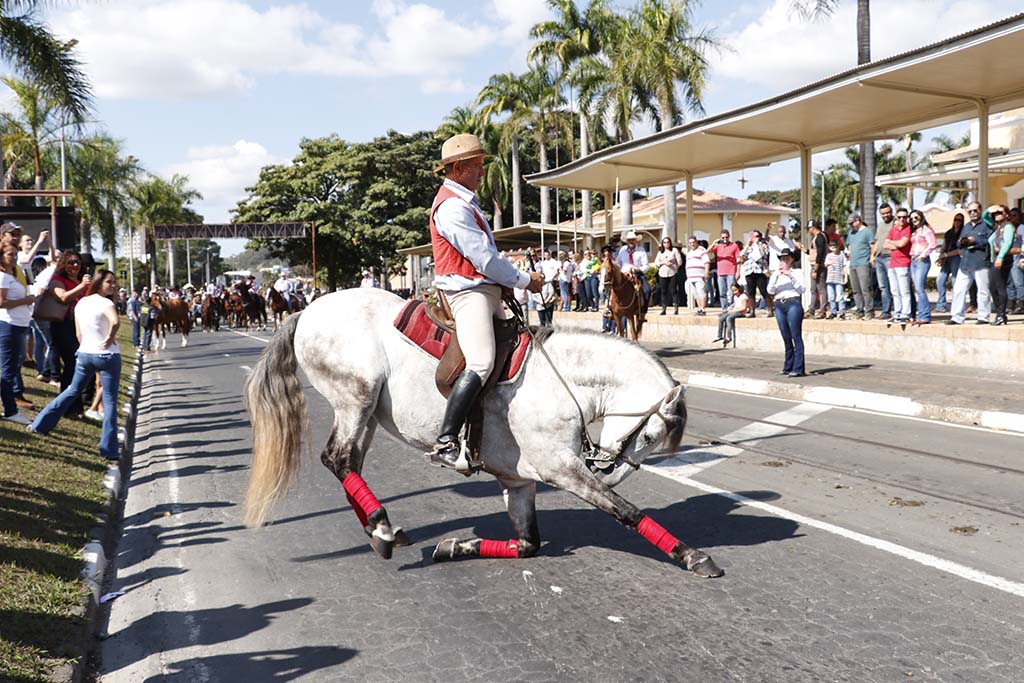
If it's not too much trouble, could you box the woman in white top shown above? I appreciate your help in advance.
[29,269,122,460]
[0,243,37,424]
[654,237,683,315]
[766,249,807,377]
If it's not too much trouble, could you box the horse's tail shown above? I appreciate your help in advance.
[243,312,307,527]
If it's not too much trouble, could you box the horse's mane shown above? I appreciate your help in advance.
[529,326,674,386]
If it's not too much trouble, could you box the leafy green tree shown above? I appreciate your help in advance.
[234,131,439,291]
[924,132,972,205]
[749,189,801,209]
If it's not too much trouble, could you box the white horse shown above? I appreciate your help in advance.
[243,288,722,577]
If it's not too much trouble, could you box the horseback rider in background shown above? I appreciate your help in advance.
[428,133,544,468]
[616,230,651,320]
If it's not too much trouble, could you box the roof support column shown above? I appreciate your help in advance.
[685,172,694,240]
[799,144,813,308]
[977,99,989,208]
[662,182,677,242]
[603,191,614,245]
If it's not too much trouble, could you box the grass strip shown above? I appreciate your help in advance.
[0,320,135,683]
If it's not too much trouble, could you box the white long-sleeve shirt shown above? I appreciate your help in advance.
[433,179,530,292]
[615,244,649,273]
[767,269,805,301]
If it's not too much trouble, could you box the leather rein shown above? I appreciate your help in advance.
[507,295,678,472]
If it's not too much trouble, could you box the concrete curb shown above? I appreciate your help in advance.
[674,369,1024,435]
[64,348,144,683]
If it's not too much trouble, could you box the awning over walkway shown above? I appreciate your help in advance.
[526,13,1024,193]
[876,148,1024,188]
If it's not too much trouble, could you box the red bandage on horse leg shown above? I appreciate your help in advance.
[479,539,520,558]
[342,473,382,524]
[636,516,679,555]
[345,492,369,527]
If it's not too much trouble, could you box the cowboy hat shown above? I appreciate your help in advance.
[623,230,639,241]
[434,133,491,173]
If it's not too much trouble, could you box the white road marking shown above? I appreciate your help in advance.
[239,365,252,374]
[803,386,923,417]
[642,466,1024,599]
[662,403,831,478]
[229,329,270,345]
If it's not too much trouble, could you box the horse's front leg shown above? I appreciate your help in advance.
[627,315,638,341]
[542,456,723,578]
[433,481,540,561]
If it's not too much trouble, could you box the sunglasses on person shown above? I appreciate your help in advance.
[66,260,81,266]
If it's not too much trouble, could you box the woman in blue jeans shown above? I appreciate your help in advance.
[0,243,37,424]
[29,270,122,460]
[767,249,807,377]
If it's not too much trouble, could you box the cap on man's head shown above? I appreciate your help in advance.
[779,248,798,259]
[434,133,490,173]
[807,219,821,229]
[848,214,863,225]
[1,222,22,233]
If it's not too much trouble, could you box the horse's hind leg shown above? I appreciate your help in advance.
[320,401,407,560]
[542,457,723,578]
[432,480,540,562]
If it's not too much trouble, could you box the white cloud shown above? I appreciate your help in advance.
[50,0,506,98]
[714,0,1016,92]
[163,140,283,223]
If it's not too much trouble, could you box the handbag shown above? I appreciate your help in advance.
[32,285,69,322]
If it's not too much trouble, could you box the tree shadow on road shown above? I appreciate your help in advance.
[143,646,358,682]
[102,599,320,676]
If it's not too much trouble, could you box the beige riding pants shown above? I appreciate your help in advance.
[445,284,507,382]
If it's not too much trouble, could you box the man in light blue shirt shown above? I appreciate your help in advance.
[846,214,875,318]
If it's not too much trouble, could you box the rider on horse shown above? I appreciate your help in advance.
[428,133,544,468]
[274,273,294,310]
[615,230,651,320]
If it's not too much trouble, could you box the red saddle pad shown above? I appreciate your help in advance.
[393,300,530,383]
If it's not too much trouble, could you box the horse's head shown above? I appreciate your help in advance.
[592,382,686,488]
[599,252,618,293]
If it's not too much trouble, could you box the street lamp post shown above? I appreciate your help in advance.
[205,246,213,284]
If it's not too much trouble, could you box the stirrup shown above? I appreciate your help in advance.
[426,438,482,475]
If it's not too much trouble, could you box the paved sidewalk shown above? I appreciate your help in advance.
[647,342,1024,433]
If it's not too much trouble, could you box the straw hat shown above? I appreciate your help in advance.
[434,133,490,173]
[623,230,639,241]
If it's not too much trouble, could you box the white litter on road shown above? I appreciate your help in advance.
[550,586,563,594]
[607,616,624,623]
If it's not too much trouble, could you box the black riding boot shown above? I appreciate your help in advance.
[428,370,484,468]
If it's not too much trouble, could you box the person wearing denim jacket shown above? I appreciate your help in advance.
[29,269,122,460]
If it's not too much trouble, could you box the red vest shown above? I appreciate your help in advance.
[430,185,493,280]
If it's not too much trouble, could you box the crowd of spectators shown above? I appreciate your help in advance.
[0,221,123,462]
[478,199,1023,338]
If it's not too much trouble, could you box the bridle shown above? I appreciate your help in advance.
[507,296,679,473]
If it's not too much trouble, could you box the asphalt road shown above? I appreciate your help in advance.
[95,326,1024,683]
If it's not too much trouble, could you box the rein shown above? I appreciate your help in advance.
[511,298,675,471]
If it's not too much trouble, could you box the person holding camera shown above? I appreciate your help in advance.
[710,230,740,311]
[48,250,91,417]
[947,202,993,325]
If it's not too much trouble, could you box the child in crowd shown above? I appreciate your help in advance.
[713,282,748,347]
[824,241,848,319]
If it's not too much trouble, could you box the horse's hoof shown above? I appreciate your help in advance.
[393,527,412,547]
[686,551,724,578]
[432,538,457,562]
[369,529,394,560]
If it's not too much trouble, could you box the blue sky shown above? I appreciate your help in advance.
[19,0,1020,255]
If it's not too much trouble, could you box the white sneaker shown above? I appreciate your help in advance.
[3,412,32,426]
[84,409,104,421]
[48,380,61,388]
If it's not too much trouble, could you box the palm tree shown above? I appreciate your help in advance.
[131,174,202,287]
[630,0,719,239]
[477,72,531,226]
[61,134,142,266]
[529,0,617,231]
[790,0,875,229]
[2,76,63,196]
[0,6,92,198]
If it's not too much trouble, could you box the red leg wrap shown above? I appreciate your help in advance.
[342,473,382,525]
[637,516,679,555]
[345,492,369,528]
[479,539,520,558]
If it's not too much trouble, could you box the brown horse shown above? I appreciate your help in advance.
[267,287,305,329]
[232,282,267,330]
[600,253,644,341]
[201,294,221,332]
[150,293,192,348]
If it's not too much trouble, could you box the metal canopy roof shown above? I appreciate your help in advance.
[526,13,1024,193]
[876,149,1024,187]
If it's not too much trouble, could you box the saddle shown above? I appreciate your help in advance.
[394,295,530,472]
